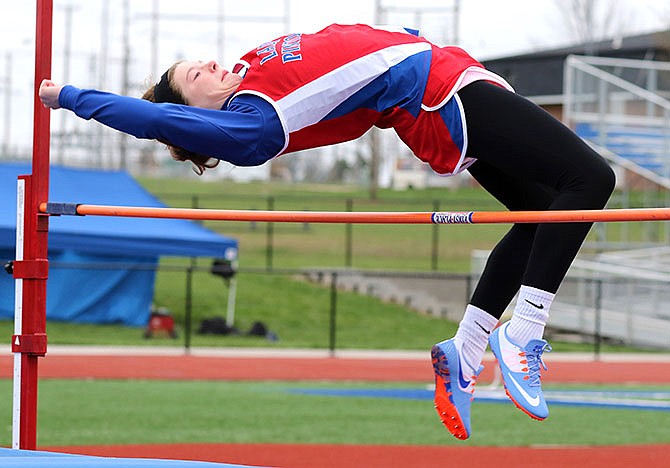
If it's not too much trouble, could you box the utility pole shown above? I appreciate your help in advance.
[119,0,131,170]
[376,1,461,44]
[151,0,159,79]
[217,0,225,61]
[138,1,290,77]
[97,1,109,169]
[369,0,383,200]
[57,3,76,165]
[453,0,461,46]
[214,0,291,61]
[1,52,11,158]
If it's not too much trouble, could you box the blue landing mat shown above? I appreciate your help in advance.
[0,448,264,468]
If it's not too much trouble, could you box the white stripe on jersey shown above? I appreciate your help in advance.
[229,89,291,155]
[421,67,515,112]
[275,41,431,133]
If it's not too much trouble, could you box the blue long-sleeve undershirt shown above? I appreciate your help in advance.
[58,85,286,166]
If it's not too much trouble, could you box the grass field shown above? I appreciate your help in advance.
[3,179,661,353]
[139,179,511,272]
[0,269,635,353]
[136,178,670,271]
[1,379,668,447]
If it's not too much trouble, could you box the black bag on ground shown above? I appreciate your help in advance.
[247,321,268,336]
[197,317,239,335]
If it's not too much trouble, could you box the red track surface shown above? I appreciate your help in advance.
[2,349,669,468]
[45,442,670,468]
[1,352,669,384]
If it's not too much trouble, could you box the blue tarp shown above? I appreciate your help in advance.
[0,163,238,326]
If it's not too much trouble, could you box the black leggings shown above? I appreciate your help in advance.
[457,81,615,319]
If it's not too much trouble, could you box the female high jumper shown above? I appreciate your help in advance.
[39,23,615,440]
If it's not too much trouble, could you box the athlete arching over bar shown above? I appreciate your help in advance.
[39,23,615,440]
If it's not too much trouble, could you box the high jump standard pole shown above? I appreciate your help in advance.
[12,0,53,450]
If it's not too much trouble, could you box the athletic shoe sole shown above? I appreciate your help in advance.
[431,342,470,440]
[501,381,545,421]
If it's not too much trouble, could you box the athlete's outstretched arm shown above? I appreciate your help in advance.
[39,80,285,166]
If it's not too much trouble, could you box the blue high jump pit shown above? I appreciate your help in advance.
[0,448,265,468]
[289,387,670,412]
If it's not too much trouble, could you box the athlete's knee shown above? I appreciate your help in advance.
[563,154,615,209]
[589,160,616,207]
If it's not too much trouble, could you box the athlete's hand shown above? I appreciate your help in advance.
[39,79,63,109]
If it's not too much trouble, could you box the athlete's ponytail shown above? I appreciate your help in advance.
[142,61,220,176]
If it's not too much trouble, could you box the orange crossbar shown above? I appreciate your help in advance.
[40,203,670,224]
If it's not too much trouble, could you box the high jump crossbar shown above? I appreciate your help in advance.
[42,203,670,224]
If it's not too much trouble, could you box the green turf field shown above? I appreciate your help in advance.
[136,179,670,272]
[0,379,668,447]
[0,270,639,353]
[2,180,663,353]
[2,182,658,353]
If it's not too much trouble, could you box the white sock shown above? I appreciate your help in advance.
[507,285,553,347]
[453,304,499,370]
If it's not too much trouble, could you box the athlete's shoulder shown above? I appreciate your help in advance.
[314,23,421,37]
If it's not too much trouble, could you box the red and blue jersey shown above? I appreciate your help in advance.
[231,23,512,174]
[59,24,512,175]
[233,24,432,155]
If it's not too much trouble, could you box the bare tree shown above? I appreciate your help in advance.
[656,3,670,28]
[554,0,630,53]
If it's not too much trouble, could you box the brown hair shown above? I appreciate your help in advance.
[142,61,220,176]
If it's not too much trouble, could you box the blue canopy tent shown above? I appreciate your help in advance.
[0,163,237,326]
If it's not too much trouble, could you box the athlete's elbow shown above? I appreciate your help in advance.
[231,151,275,167]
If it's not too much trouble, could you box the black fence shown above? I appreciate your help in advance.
[154,193,504,272]
[16,260,618,359]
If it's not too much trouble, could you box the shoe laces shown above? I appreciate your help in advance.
[522,342,552,388]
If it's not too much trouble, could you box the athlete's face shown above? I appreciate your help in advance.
[172,60,242,109]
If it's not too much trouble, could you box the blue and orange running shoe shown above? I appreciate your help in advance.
[431,339,482,440]
[489,322,552,420]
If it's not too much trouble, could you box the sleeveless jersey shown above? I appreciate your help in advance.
[230,23,513,174]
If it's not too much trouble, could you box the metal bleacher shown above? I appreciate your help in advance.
[564,55,670,183]
[471,247,670,350]
[575,122,667,175]
[545,56,670,349]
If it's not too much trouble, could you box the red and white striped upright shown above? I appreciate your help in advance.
[12,0,53,450]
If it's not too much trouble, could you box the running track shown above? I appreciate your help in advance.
[2,346,670,468]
